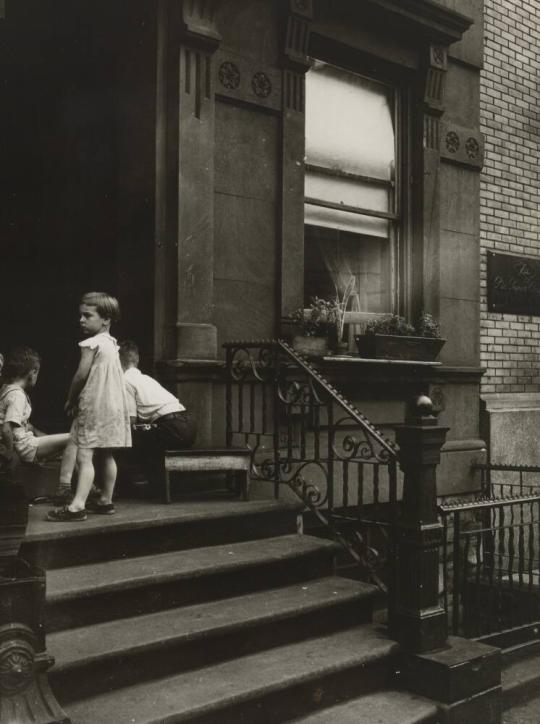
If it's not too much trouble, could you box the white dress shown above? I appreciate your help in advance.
[71,332,132,449]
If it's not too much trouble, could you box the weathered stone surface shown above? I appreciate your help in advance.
[401,635,501,705]
[439,297,480,367]
[215,0,280,65]
[440,230,480,303]
[482,394,540,467]
[438,447,486,496]
[440,163,480,236]
[214,102,278,200]
[445,61,481,128]
[438,0,483,68]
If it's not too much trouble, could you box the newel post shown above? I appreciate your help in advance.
[390,395,448,653]
[390,397,502,724]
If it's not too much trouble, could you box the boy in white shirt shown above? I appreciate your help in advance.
[119,341,196,478]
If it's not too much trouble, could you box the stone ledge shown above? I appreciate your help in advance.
[482,392,540,412]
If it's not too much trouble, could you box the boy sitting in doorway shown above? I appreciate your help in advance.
[118,341,196,489]
[0,347,76,484]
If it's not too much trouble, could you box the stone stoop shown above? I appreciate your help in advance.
[501,638,540,712]
[29,495,440,723]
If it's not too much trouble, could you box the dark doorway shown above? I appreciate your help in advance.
[1,0,156,429]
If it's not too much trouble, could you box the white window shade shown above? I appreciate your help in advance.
[305,61,396,183]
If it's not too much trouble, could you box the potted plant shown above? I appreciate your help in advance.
[289,297,340,356]
[355,312,446,361]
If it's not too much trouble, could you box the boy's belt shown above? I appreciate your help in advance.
[157,411,188,423]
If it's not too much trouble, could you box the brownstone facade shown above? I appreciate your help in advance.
[1,0,490,493]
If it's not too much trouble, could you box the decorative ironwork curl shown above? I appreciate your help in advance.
[277,378,325,408]
[332,415,389,464]
[229,345,276,383]
[224,338,398,590]
[281,461,329,508]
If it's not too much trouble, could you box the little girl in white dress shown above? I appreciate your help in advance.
[47,292,131,521]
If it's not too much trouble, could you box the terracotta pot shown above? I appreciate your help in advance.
[292,335,329,357]
[0,481,29,573]
[355,334,446,361]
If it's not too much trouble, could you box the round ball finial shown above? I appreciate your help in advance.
[415,395,433,416]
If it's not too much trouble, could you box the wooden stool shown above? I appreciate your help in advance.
[163,448,251,504]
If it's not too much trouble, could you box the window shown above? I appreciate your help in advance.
[304,60,406,328]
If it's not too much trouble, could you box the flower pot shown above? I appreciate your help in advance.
[292,335,329,357]
[355,334,446,361]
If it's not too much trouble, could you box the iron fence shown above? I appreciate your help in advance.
[474,462,540,498]
[440,492,540,640]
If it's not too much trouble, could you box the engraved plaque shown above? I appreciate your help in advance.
[487,251,540,316]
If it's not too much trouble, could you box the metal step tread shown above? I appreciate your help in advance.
[288,689,439,723]
[66,625,398,724]
[49,576,377,672]
[46,534,340,602]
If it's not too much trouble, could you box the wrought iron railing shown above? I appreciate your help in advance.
[440,493,540,640]
[224,339,399,586]
[474,462,540,498]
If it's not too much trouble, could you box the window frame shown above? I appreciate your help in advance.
[303,41,414,330]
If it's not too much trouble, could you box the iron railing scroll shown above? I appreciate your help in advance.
[223,339,399,587]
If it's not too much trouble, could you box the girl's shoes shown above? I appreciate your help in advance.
[46,506,87,522]
[86,500,116,515]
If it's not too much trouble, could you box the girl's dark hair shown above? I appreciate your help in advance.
[3,347,41,382]
[80,292,120,322]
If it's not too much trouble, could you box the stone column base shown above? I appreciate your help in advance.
[399,636,501,724]
[176,323,217,361]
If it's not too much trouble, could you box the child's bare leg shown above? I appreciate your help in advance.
[69,448,95,512]
[34,433,72,461]
[56,439,78,495]
[99,451,117,505]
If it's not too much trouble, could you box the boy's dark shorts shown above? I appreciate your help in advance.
[133,411,197,452]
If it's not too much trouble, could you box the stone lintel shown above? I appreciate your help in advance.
[360,0,473,45]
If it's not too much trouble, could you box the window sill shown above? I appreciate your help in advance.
[321,355,441,367]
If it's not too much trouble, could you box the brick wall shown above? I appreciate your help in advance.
[480,0,540,394]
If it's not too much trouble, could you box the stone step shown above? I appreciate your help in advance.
[46,534,340,631]
[502,644,540,710]
[23,497,302,569]
[50,576,377,702]
[288,689,439,723]
[66,624,398,724]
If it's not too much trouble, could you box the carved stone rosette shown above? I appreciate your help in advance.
[0,624,69,724]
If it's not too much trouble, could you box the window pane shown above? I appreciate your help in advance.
[305,227,392,313]
[305,60,396,182]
